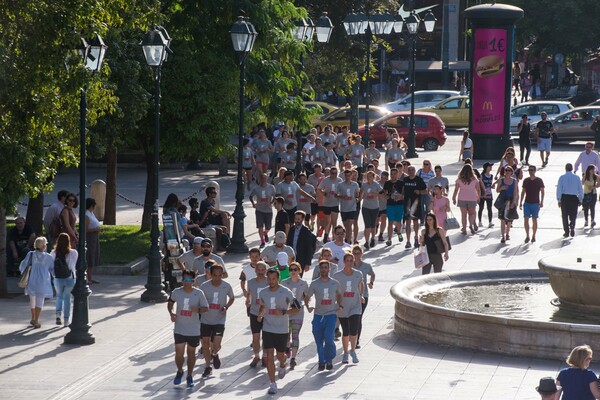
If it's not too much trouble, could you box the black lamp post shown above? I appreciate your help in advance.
[293,12,333,176]
[65,34,106,346]
[403,10,436,159]
[228,16,257,254]
[344,11,393,143]
[140,26,172,303]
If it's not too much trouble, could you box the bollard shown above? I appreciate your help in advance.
[205,181,221,209]
[90,179,106,221]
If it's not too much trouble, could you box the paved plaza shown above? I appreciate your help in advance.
[3,134,600,399]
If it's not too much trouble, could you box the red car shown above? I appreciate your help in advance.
[357,111,447,150]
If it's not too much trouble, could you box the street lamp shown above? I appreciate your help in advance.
[228,16,257,254]
[292,12,334,176]
[140,26,172,302]
[401,10,436,158]
[344,11,393,142]
[64,33,106,346]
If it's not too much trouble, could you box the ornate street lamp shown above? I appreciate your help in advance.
[228,16,257,254]
[140,26,172,302]
[64,33,106,346]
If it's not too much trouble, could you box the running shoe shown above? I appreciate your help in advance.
[259,241,265,249]
[186,375,194,388]
[250,356,260,368]
[342,352,349,364]
[212,354,221,369]
[363,242,369,250]
[56,317,61,325]
[278,366,286,379]
[385,239,392,246]
[264,232,269,242]
[290,358,297,369]
[173,370,183,385]
[370,238,375,248]
[268,383,278,394]
[405,242,411,249]
[398,233,403,242]
[202,366,212,377]
[326,362,333,370]
[350,351,359,364]
[318,363,325,371]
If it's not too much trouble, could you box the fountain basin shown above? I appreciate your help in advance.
[390,269,600,360]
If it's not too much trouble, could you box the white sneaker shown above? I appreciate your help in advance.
[488,223,495,228]
[278,366,286,379]
[268,382,278,394]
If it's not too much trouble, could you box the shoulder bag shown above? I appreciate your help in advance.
[18,252,33,289]
[444,210,460,230]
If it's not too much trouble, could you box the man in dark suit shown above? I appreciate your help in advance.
[286,210,317,277]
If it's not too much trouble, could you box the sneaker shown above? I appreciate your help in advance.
[56,317,61,325]
[405,242,411,249]
[326,362,333,370]
[342,352,349,364]
[318,363,325,371]
[385,239,392,246]
[259,242,265,249]
[173,370,184,385]
[350,351,359,364]
[264,232,269,243]
[202,366,212,377]
[488,222,495,228]
[268,383,278,395]
[593,221,597,227]
[212,354,221,369]
[250,356,260,368]
[378,235,384,242]
[63,319,69,327]
[370,238,375,248]
[398,233,404,242]
[478,221,483,227]
[289,358,296,370]
[570,228,575,237]
[186,375,194,388]
[364,241,369,250]
[278,366,286,379]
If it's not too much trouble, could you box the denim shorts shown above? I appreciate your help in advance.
[523,202,540,218]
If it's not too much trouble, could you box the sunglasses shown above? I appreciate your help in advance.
[423,163,430,166]
[182,278,194,283]
[67,199,76,203]
[289,268,299,272]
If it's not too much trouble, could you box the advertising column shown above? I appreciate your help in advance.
[464,4,523,160]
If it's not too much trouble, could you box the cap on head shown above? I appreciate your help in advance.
[536,377,559,394]
[276,252,289,266]
[193,237,204,245]
[274,231,286,244]
[201,238,212,246]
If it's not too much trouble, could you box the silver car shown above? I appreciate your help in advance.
[382,90,459,112]
[510,101,573,133]
[549,106,600,141]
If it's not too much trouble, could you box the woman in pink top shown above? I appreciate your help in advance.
[452,164,480,234]
[430,184,450,229]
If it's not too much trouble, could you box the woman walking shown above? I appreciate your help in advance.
[281,262,308,370]
[51,233,78,326]
[582,165,599,227]
[430,184,450,230]
[517,115,531,165]
[496,166,519,243]
[478,162,495,228]
[452,164,480,234]
[60,193,79,248]
[85,198,102,284]
[419,213,449,275]
[459,131,474,161]
[19,237,54,328]
[555,344,600,400]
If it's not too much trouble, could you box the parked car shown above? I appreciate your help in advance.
[509,101,573,132]
[357,111,447,150]
[416,95,469,128]
[311,105,391,129]
[382,90,460,112]
[302,101,339,116]
[548,106,600,141]
[544,84,599,107]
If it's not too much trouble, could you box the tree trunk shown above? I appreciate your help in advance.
[140,151,154,232]
[25,194,44,236]
[0,207,8,297]
[104,144,117,225]
[218,155,228,177]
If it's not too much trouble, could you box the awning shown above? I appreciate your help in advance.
[390,60,471,73]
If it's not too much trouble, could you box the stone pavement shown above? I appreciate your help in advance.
[4,135,600,399]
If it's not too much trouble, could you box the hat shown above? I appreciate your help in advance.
[482,162,494,170]
[200,238,212,246]
[274,231,286,244]
[276,252,289,266]
[193,237,204,245]
[536,377,558,394]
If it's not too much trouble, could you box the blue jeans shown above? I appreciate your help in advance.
[54,277,75,320]
[420,194,431,222]
[311,314,337,363]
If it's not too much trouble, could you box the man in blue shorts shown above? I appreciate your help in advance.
[519,165,545,243]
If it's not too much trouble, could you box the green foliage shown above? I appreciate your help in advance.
[100,224,149,264]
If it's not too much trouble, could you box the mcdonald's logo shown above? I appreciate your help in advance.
[482,101,493,111]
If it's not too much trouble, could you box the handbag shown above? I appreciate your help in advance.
[413,246,430,269]
[494,195,506,210]
[18,252,33,289]
[506,206,519,221]
[434,233,451,253]
[444,210,460,230]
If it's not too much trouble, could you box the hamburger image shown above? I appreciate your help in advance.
[476,55,504,78]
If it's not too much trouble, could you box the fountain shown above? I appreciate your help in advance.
[390,258,600,360]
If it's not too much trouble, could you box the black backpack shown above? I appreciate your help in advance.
[54,255,71,279]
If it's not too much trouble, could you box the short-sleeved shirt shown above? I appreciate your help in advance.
[297,183,316,214]
[281,278,309,319]
[354,262,374,297]
[324,150,337,168]
[336,181,360,212]
[333,269,363,318]
[323,241,352,269]
[242,147,254,169]
[199,280,234,325]
[522,177,545,204]
[311,261,339,280]
[417,169,435,186]
[556,367,598,400]
[455,178,480,202]
[365,148,381,163]
[9,225,34,250]
[319,177,343,207]
[384,179,404,206]
[247,277,269,316]
[170,287,209,336]
[306,278,342,316]
[239,262,257,282]
[274,209,289,233]
[250,184,276,213]
[320,133,337,145]
[335,134,350,155]
[261,244,295,266]
[259,285,294,334]
[178,250,204,274]
[252,138,273,163]
[280,151,297,170]
[197,254,227,276]
[277,138,296,154]
[427,176,450,193]
[361,181,383,210]
[310,146,327,165]
[536,120,554,139]
[403,176,427,203]
[349,144,365,167]
[276,181,301,210]
[386,147,405,164]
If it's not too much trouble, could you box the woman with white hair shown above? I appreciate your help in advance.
[20,236,54,328]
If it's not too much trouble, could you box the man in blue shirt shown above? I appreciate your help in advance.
[557,163,583,237]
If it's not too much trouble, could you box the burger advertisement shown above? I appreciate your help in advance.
[472,28,507,135]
